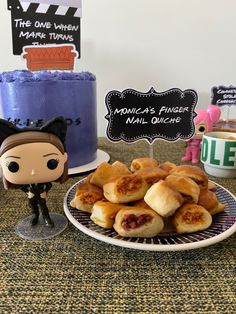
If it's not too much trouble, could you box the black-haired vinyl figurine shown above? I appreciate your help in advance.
[0,116,68,228]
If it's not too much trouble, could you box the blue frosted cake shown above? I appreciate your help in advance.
[0,70,97,168]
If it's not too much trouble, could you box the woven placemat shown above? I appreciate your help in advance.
[0,139,235,314]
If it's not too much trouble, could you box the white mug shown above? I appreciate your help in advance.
[201,131,236,178]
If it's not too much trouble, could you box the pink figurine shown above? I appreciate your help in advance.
[181,104,221,163]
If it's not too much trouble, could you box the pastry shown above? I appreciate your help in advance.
[135,167,168,185]
[70,181,104,213]
[207,202,226,215]
[90,200,124,228]
[144,180,184,217]
[170,165,208,191]
[90,161,130,188]
[198,189,226,214]
[103,174,149,203]
[113,206,164,237]
[69,158,226,237]
[165,174,200,203]
[111,161,131,174]
[197,190,218,211]
[130,157,159,172]
[208,181,217,192]
[159,161,177,173]
[131,198,153,210]
[172,203,212,233]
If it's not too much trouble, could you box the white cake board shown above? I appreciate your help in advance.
[68,149,110,175]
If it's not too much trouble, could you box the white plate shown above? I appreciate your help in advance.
[64,180,236,251]
[68,150,110,175]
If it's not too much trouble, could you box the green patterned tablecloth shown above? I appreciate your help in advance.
[0,139,235,314]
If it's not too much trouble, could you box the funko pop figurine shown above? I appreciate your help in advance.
[181,104,221,163]
[0,116,68,228]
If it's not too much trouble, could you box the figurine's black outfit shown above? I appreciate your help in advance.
[21,183,53,227]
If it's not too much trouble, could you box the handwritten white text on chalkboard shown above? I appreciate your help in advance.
[212,86,236,106]
[14,18,78,43]
[105,88,197,143]
[114,105,189,125]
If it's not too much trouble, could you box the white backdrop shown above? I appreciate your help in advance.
[0,0,235,136]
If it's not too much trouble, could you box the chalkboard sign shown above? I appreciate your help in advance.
[7,0,81,57]
[105,88,198,144]
[211,85,236,106]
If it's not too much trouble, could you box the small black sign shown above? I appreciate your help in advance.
[7,0,81,57]
[105,88,198,144]
[211,85,236,106]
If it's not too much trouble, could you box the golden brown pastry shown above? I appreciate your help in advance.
[207,202,226,215]
[103,174,149,203]
[170,165,208,192]
[111,161,131,174]
[159,161,177,173]
[208,181,217,192]
[165,174,200,203]
[70,181,104,213]
[89,162,112,188]
[144,180,184,217]
[130,157,159,172]
[133,199,175,233]
[90,200,124,228]
[113,206,164,237]
[172,203,212,234]
[135,167,168,185]
[198,189,226,215]
[197,190,218,211]
[131,198,153,210]
[89,161,131,188]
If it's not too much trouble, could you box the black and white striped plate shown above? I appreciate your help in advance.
[64,180,236,251]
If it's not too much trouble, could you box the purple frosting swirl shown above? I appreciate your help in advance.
[0,70,96,83]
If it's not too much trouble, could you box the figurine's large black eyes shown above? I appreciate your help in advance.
[198,126,205,133]
[7,161,19,173]
[47,159,59,170]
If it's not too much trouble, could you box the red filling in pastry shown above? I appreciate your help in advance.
[121,214,152,230]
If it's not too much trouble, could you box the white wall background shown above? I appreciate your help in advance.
[0,0,235,136]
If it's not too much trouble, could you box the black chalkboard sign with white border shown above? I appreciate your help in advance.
[7,0,81,57]
[105,88,198,144]
[211,85,236,106]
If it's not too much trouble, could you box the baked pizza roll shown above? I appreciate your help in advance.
[103,174,149,203]
[172,203,212,234]
[70,181,104,213]
[113,207,164,237]
[144,180,184,217]
[130,157,159,172]
[170,165,208,192]
[90,200,123,228]
[131,198,153,210]
[89,162,113,188]
[90,161,130,188]
[197,190,218,211]
[111,161,131,174]
[135,167,168,185]
[207,202,226,215]
[208,181,217,192]
[131,199,175,234]
[159,161,177,173]
[165,174,200,203]
[198,189,226,214]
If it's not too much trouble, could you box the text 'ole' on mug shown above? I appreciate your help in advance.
[201,132,236,178]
